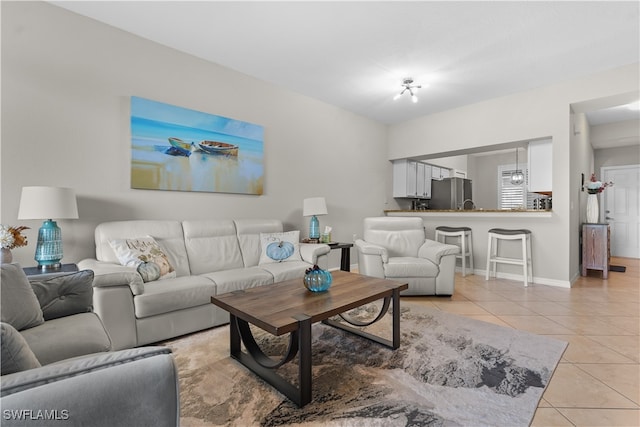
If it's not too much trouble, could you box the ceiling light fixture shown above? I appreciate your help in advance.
[393,77,421,103]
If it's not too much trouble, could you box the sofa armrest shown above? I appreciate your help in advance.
[418,239,460,264]
[354,240,389,263]
[78,259,144,296]
[1,347,179,427]
[355,239,388,278]
[299,243,331,265]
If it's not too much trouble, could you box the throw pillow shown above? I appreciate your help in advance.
[29,270,95,321]
[137,261,161,283]
[0,263,44,331]
[0,322,41,375]
[109,236,176,281]
[258,231,302,265]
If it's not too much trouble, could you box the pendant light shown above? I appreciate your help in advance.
[510,148,524,185]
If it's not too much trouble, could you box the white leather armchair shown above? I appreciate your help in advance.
[355,217,460,296]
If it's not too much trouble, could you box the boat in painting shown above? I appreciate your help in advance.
[168,137,193,156]
[198,140,239,156]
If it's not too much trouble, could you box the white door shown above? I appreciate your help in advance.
[602,165,640,258]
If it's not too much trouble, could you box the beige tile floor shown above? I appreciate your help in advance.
[401,257,640,427]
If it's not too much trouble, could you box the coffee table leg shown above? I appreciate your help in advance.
[229,313,313,407]
[230,314,241,357]
[323,288,402,349]
[293,314,312,406]
[392,287,401,348]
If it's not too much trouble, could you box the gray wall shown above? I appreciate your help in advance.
[595,145,640,171]
[1,2,388,268]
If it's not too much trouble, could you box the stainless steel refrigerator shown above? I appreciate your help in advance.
[430,177,473,210]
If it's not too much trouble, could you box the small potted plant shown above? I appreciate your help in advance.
[584,173,613,194]
[0,225,30,264]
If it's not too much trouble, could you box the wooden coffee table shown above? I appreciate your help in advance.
[210,271,408,407]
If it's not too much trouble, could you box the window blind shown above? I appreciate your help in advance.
[498,165,533,209]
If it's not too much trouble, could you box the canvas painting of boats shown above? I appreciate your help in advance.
[130,96,264,195]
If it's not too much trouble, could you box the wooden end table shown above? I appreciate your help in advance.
[328,242,354,271]
[210,271,408,407]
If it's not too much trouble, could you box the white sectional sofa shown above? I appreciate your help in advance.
[78,219,330,350]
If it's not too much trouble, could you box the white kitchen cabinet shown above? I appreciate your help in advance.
[393,159,431,199]
[528,139,552,193]
[416,162,426,198]
[423,164,432,198]
[431,165,451,180]
[393,159,418,198]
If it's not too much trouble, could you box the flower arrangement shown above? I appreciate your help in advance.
[584,173,613,194]
[0,225,30,249]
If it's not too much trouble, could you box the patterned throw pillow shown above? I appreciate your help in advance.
[258,231,302,265]
[109,236,176,281]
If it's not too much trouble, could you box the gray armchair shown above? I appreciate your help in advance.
[0,263,180,427]
[0,263,111,367]
[355,217,460,296]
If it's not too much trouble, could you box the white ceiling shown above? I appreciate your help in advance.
[50,1,639,144]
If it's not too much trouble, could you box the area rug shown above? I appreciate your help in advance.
[162,301,567,427]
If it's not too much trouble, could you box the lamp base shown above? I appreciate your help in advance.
[309,215,320,240]
[37,263,62,271]
[35,219,64,268]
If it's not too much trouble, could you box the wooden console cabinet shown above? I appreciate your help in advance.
[581,224,610,278]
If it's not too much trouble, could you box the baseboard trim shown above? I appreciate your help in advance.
[463,268,572,288]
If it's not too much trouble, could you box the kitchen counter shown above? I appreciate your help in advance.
[385,209,553,218]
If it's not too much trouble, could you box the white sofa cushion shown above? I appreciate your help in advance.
[95,221,190,277]
[383,257,440,278]
[202,267,274,295]
[133,276,216,319]
[182,220,243,275]
[259,260,313,283]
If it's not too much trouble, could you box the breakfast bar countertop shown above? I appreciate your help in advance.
[384,209,553,218]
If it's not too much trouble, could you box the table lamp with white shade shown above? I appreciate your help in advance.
[303,197,327,241]
[17,186,78,270]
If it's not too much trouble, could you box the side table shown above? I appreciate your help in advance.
[23,263,79,280]
[581,223,610,279]
[328,242,354,271]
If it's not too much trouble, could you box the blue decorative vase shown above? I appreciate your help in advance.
[303,268,332,292]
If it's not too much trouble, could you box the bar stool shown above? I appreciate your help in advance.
[485,228,533,287]
[435,226,474,276]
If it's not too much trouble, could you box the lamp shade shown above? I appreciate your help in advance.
[18,186,79,220]
[303,197,328,217]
